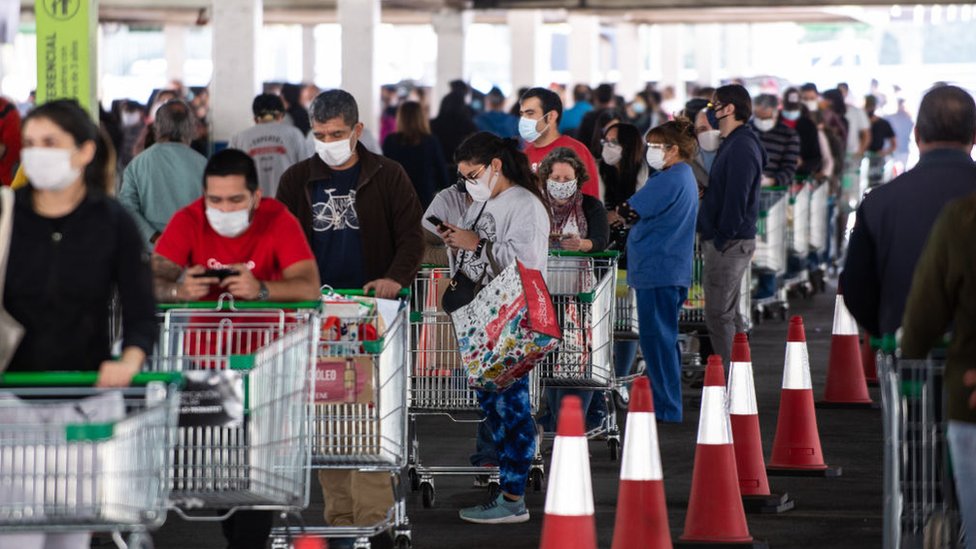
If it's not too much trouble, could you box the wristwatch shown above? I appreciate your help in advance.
[256,281,270,301]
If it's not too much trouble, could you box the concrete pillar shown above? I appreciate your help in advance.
[432,8,470,119]
[659,24,686,111]
[164,24,185,82]
[339,0,380,133]
[693,24,720,88]
[211,0,261,143]
[301,24,316,84]
[508,10,547,92]
[567,13,599,89]
[616,22,641,100]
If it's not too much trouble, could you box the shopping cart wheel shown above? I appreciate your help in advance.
[421,482,435,508]
[126,532,154,549]
[608,438,619,461]
[395,535,413,549]
[778,305,789,321]
[530,468,545,491]
[408,468,420,492]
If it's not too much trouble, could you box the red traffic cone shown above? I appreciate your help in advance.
[540,395,596,549]
[293,536,327,549]
[768,316,842,477]
[677,356,766,548]
[861,333,879,386]
[611,377,671,549]
[820,293,874,408]
[728,334,794,514]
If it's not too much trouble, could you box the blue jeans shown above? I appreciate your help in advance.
[948,421,976,549]
[470,413,499,467]
[542,389,595,433]
[475,377,536,496]
[753,272,778,300]
[636,286,687,423]
[582,340,639,428]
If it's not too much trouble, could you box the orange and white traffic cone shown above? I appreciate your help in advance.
[728,334,794,514]
[861,333,879,387]
[293,535,327,549]
[676,356,766,548]
[820,292,874,408]
[540,395,596,549]
[768,316,842,477]
[611,376,671,549]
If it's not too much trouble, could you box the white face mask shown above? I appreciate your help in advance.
[601,143,623,166]
[754,118,776,133]
[697,130,721,152]
[518,116,547,143]
[646,147,667,171]
[21,147,81,191]
[315,135,355,167]
[464,168,496,202]
[206,204,253,238]
[547,179,577,201]
[803,100,820,112]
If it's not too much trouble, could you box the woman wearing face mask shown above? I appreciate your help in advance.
[437,132,549,525]
[613,118,699,422]
[535,147,609,432]
[0,100,156,548]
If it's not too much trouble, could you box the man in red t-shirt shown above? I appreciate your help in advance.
[519,87,600,198]
[150,149,319,549]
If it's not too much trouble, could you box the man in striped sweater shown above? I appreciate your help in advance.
[751,94,800,188]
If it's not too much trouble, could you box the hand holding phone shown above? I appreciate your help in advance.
[193,268,240,281]
[426,215,447,230]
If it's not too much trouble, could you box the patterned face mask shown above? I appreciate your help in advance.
[547,179,577,201]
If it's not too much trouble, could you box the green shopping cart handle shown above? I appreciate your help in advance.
[158,300,321,311]
[326,288,411,298]
[549,250,620,258]
[762,186,788,192]
[0,371,183,387]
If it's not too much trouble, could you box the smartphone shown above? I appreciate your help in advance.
[426,215,447,230]
[193,268,239,280]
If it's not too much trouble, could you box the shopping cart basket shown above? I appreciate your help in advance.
[753,188,789,322]
[784,180,813,297]
[0,371,181,549]
[407,266,544,508]
[151,297,318,520]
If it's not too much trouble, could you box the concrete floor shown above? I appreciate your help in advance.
[154,279,885,548]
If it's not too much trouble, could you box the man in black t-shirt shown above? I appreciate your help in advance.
[865,95,897,186]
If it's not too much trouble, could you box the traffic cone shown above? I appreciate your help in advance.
[819,293,874,408]
[768,316,842,477]
[861,334,879,387]
[293,536,327,549]
[611,376,671,549]
[728,334,794,514]
[676,356,766,549]
[540,395,596,549]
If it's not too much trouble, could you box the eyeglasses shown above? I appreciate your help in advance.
[600,138,621,147]
[646,143,671,150]
[457,164,488,186]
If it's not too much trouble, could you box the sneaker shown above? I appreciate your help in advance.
[459,493,530,524]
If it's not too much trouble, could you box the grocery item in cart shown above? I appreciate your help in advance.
[452,260,561,391]
[314,356,374,405]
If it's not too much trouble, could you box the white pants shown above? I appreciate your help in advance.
[0,533,91,549]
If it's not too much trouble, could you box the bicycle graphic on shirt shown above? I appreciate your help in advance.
[312,188,359,232]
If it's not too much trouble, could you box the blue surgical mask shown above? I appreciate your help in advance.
[518,116,547,143]
[700,149,718,173]
[782,109,801,121]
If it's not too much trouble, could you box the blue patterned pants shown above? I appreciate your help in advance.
[475,376,536,496]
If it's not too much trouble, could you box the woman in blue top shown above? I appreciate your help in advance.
[616,118,699,422]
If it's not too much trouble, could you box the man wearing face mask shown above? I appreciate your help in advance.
[277,90,423,547]
[750,94,800,188]
[683,98,720,196]
[519,87,600,198]
[780,87,823,179]
[698,85,767,369]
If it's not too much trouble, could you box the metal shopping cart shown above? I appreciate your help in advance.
[538,251,620,458]
[270,289,412,549]
[150,298,318,525]
[784,179,814,298]
[407,266,544,508]
[752,188,790,322]
[0,371,182,549]
[878,345,962,548]
[808,178,831,293]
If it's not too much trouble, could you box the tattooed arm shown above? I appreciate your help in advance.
[151,254,219,302]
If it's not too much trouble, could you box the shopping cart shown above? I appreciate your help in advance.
[150,297,319,523]
[538,251,620,458]
[783,179,813,298]
[808,178,831,293]
[0,371,182,549]
[752,188,789,322]
[270,289,412,549]
[407,266,544,508]
[878,344,962,548]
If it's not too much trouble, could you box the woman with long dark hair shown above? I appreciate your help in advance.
[437,132,548,524]
[382,101,449,208]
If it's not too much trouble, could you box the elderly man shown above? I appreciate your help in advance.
[750,93,800,188]
[119,99,206,250]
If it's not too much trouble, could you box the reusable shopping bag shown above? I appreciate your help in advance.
[451,260,561,391]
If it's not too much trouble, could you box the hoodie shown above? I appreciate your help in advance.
[697,124,768,251]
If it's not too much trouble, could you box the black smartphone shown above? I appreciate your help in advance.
[426,215,447,230]
[193,268,239,280]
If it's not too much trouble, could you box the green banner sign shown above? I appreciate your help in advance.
[35,0,97,114]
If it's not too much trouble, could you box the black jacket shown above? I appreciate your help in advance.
[840,148,976,336]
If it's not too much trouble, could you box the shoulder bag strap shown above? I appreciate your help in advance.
[0,187,15,298]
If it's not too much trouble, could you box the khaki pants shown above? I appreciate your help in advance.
[317,470,394,526]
